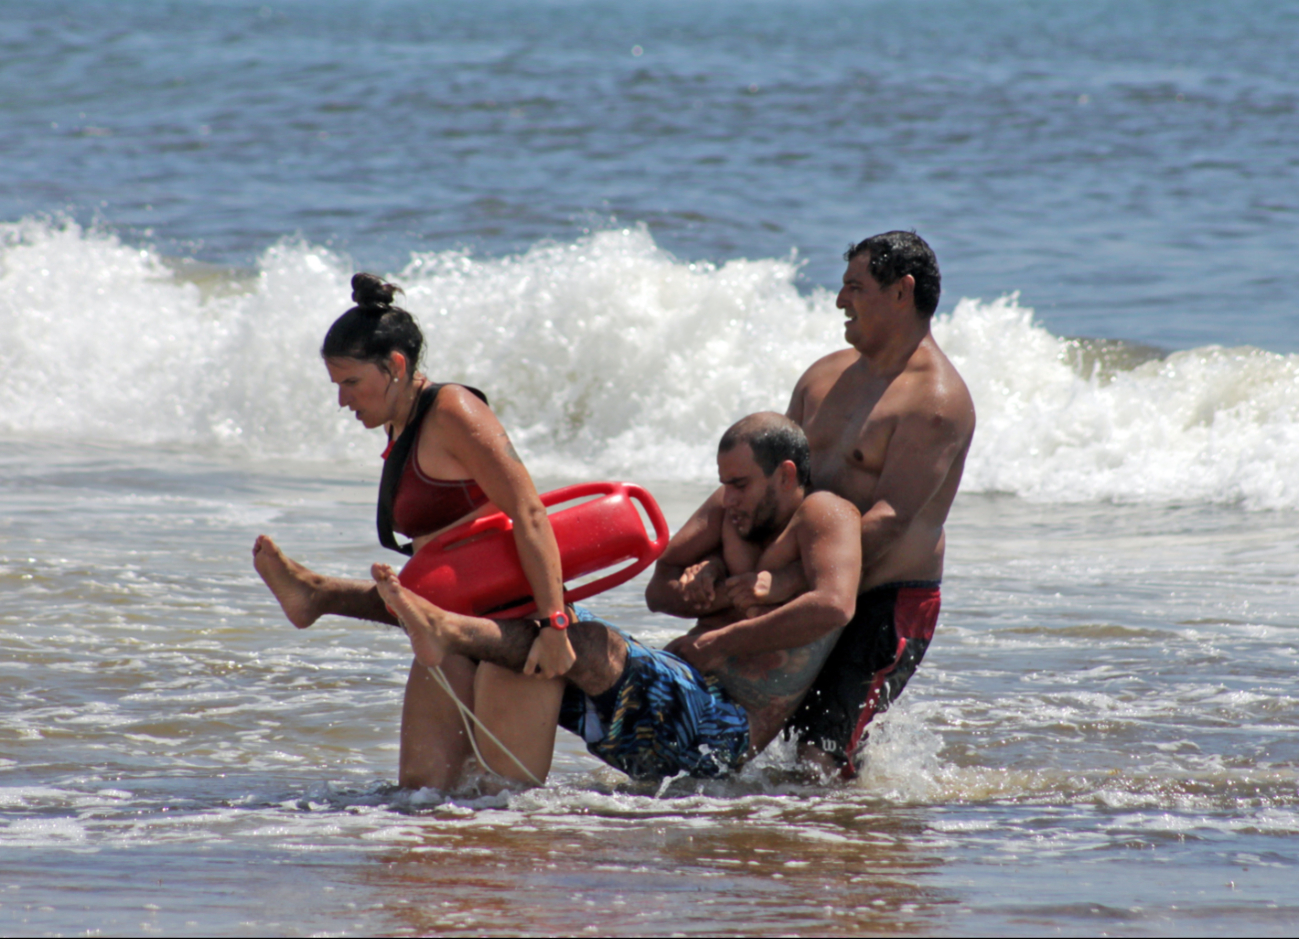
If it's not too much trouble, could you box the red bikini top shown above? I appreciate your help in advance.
[390,421,489,539]
[377,382,492,554]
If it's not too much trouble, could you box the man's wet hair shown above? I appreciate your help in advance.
[845,230,941,317]
[718,413,812,489]
[321,273,424,374]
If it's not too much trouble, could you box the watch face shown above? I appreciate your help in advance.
[551,612,570,630]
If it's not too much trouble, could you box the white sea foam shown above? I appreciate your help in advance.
[938,295,1299,509]
[3,218,1296,507]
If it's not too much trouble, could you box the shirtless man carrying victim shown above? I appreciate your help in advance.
[783,231,976,775]
[372,413,861,781]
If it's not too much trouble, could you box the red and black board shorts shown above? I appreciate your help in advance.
[785,580,941,777]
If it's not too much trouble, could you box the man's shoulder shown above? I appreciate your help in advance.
[796,348,861,387]
[793,490,861,529]
[897,337,975,421]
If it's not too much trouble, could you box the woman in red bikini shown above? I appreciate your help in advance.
[253,273,572,790]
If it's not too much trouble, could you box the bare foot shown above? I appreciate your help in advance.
[252,535,324,629]
[372,563,450,668]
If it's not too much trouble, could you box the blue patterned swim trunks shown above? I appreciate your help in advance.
[558,619,751,781]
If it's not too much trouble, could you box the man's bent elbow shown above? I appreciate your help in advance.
[644,563,671,613]
[804,592,855,637]
[863,505,910,550]
[830,594,856,630]
[645,584,669,614]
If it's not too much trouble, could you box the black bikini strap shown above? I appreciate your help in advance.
[376,382,489,555]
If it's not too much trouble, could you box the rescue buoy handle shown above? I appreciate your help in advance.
[550,482,669,606]
[623,483,671,553]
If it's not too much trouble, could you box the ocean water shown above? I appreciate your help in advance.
[2,0,1298,935]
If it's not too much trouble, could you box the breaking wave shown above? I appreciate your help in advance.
[2,217,1295,508]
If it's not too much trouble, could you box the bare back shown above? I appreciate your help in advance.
[789,334,974,589]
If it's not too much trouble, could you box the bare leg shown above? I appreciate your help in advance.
[473,664,564,784]
[398,654,478,790]
[253,535,395,628]
[373,563,625,696]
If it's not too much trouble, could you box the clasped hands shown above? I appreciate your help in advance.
[662,562,777,673]
[677,559,773,619]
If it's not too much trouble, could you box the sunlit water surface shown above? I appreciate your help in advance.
[3,0,1298,933]
[2,440,1296,936]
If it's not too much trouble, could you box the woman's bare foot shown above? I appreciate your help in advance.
[252,535,325,629]
[372,563,450,668]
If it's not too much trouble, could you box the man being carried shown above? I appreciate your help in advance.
[779,230,976,776]
[372,413,861,781]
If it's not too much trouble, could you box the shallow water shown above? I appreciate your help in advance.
[2,440,1296,935]
[3,0,1298,933]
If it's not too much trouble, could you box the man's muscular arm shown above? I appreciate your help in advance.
[645,489,732,618]
[723,565,806,616]
[666,494,861,671]
[860,385,972,570]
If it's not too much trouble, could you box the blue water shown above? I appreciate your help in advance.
[3,0,1296,350]
[2,2,1298,936]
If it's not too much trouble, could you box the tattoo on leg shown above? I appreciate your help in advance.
[714,630,841,714]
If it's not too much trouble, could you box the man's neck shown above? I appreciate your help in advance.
[769,492,805,543]
[854,321,931,379]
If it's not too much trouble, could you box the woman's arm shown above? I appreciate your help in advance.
[424,386,574,678]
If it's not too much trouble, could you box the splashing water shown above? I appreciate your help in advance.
[3,217,1297,507]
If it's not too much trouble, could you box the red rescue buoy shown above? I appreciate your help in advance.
[398,481,670,618]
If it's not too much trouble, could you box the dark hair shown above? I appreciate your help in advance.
[718,412,812,489]
[845,231,941,317]
[320,273,424,374]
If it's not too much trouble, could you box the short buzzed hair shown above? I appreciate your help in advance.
[845,230,941,317]
[718,412,812,489]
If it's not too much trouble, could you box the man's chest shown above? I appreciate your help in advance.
[803,379,898,482]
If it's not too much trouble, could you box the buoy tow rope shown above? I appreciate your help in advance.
[425,663,545,788]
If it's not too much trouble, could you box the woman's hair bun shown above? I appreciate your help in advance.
[351,272,402,309]
[324,273,423,367]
